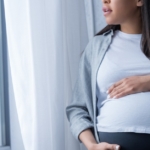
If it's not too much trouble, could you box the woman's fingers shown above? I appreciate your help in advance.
[93,142,121,150]
[106,143,121,150]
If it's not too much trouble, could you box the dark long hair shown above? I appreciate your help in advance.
[94,0,150,60]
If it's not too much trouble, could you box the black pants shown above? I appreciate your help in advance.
[98,131,150,150]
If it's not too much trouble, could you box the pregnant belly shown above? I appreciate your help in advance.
[96,91,150,127]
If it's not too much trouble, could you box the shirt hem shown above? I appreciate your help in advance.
[97,126,150,134]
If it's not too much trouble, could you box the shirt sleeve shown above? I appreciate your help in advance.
[65,37,95,143]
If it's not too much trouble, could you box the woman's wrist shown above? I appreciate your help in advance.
[87,143,98,150]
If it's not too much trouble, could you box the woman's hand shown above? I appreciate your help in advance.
[88,142,121,150]
[107,75,150,99]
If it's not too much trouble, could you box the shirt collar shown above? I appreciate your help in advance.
[103,29,114,36]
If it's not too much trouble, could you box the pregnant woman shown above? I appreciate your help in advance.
[66,0,150,149]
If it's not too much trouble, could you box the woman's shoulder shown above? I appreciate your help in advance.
[85,34,105,53]
[81,31,111,64]
[84,28,112,54]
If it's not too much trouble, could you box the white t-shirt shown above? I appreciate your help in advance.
[96,30,150,133]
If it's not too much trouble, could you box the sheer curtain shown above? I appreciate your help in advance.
[84,0,106,40]
[4,0,106,150]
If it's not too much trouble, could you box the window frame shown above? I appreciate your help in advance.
[0,0,11,149]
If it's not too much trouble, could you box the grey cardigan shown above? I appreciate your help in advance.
[66,28,114,143]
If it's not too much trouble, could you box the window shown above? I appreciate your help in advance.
[0,0,10,149]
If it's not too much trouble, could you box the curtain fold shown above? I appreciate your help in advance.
[4,0,105,150]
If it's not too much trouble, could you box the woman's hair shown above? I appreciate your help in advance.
[95,0,150,60]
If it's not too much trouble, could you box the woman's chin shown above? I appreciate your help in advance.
[105,19,118,25]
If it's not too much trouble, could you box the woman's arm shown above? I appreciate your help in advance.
[79,128,121,150]
[79,128,97,149]
[66,37,95,143]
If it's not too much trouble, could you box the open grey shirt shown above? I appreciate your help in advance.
[65,29,114,143]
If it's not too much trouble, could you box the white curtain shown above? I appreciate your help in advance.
[4,0,106,150]
[84,0,106,40]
